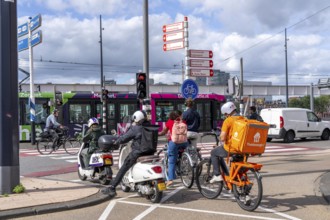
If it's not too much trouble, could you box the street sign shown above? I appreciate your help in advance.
[17,14,41,38]
[189,59,213,68]
[163,41,185,51]
[17,22,28,38]
[30,14,42,32]
[163,31,184,42]
[188,49,213,59]
[18,30,42,52]
[31,30,42,47]
[163,22,184,33]
[18,38,28,52]
[181,79,199,100]
[189,69,214,77]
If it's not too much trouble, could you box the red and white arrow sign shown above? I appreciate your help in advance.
[163,32,184,42]
[163,22,184,33]
[189,49,213,59]
[163,41,184,51]
[189,69,214,77]
[189,59,213,68]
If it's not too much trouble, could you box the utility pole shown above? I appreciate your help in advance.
[99,15,107,133]
[239,57,244,115]
[0,0,20,194]
[285,28,289,107]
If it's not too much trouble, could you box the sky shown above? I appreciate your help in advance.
[17,0,330,86]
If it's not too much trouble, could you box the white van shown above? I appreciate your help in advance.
[260,108,330,143]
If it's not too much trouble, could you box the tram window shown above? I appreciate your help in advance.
[107,104,115,119]
[196,103,204,117]
[155,101,174,121]
[96,104,102,119]
[69,104,91,123]
[24,101,48,124]
[177,103,185,113]
[120,104,135,122]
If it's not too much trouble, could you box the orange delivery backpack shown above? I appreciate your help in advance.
[224,117,270,154]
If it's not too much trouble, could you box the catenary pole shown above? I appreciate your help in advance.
[0,0,20,194]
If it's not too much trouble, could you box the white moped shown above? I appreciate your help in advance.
[77,135,117,185]
[118,142,167,203]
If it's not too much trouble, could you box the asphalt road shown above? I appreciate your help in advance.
[16,138,330,220]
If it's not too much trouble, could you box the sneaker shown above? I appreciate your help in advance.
[101,186,117,197]
[209,175,223,183]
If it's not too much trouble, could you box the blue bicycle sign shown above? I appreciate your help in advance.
[181,79,199,100]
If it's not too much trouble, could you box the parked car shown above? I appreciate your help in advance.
[260,108,330,143]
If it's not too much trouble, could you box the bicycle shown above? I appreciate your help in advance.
[36,127,81,155]
[160,141,201,188]
[195,149,263,211]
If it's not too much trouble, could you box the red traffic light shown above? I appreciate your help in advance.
[136,73,147,99]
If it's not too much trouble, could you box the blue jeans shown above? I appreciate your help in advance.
[167,141,188,181]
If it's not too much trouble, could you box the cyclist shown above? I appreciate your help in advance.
[101,110,155,198]
[209,101,240,183]
[182,98,200,148]
[158,110,188,187]
[81,118,106,168]
[44,109,63,146]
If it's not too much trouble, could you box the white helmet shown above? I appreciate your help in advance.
[88,117,99,127]
[221,102,237,115]
[132,110,147,124]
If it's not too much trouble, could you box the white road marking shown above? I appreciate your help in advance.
[265,148,306,152]
[132,186,184,220]
[258,206,302,220]
[98,194,138,220]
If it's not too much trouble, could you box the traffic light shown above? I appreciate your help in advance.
[136,73,147,99]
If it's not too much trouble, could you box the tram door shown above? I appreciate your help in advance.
[195,101,212,132]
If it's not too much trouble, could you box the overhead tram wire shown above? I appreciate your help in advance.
[221,4,330,63]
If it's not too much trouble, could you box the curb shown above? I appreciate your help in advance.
[319,171,330,205]
[0,191,110,219]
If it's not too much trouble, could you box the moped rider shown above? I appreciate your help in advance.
[81,117,105,168]
[101,110,154,197]
[209,101,239,183]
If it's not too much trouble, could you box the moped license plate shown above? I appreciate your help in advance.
[157,182,166,191]
[104,158,112,165]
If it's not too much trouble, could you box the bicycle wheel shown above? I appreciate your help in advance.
[233,168,263,211]
[64,139,81,155]
[36,138,54,155]
[162,152,169,181]
[195,159,223,199]
[180,152,194,188]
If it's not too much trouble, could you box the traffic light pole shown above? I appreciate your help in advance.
[0,0,20,194]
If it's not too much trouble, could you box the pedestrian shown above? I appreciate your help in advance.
[81,117,106,168]
[158,110,188,187]
[182,98,200,148]
[101,110,155,197]
[209,101,240,183]
[248,106,263,122]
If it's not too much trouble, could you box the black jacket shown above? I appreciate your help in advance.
[182,108,201,132]
[115,121,150,151]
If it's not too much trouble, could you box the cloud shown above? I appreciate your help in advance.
[17,0,330,87]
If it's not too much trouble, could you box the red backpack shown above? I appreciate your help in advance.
[171,118,187,144]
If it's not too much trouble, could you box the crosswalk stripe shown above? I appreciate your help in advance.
[265,148,306,152]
